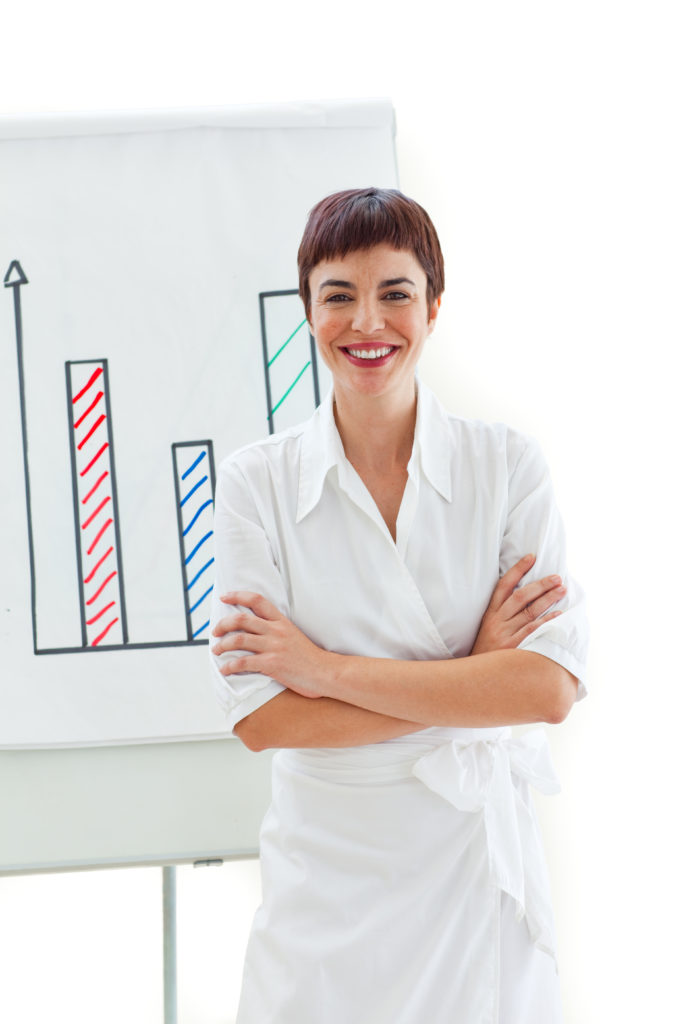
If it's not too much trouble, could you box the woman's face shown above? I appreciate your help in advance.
[307,244,440,405]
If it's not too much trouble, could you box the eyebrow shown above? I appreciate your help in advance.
[317,277,416,293]
[381,277,416,288]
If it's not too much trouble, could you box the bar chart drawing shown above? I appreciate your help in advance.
[5,264,328,658]
[259,289,321,435]
[5,258,218,656]
[65,359,128,648]
[1,106,398,747]
[172,442,216,641]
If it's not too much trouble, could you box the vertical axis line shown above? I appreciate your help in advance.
[6,266,39,653]
[172,444,193,641]
[65,362,88,647]
[101,359,129,644]
[259,293,275,435]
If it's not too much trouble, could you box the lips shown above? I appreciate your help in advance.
[341,344,398,367]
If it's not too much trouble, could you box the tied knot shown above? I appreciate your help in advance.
[412,728,560,961]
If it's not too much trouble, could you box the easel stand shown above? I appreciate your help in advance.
[163,866,178,1024]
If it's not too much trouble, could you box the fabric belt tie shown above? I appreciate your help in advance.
[412,728,561,959]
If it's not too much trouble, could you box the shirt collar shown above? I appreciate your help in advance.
[296,377,453,524]
[296,388,345,523]
[412,377,453,503]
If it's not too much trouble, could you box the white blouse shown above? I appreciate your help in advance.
[209,378,588,730]
[208,379,589,1023]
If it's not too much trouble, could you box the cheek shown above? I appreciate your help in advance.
[394,308,428,340]
[310,311,339,346]
[309,324,336,370]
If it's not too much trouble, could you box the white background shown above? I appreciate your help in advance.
[1,2,682,1022]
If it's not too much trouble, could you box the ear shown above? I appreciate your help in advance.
[426,295,441,333]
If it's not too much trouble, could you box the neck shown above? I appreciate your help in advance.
[332,380,418,474]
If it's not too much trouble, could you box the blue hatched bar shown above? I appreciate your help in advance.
[171,441,216,640]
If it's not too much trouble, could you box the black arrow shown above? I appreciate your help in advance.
[4,260,39,654]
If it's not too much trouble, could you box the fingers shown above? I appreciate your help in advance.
[523,584,567,623]
[489,554,536,611]
[211,629,266,660]
[507,576,566,624]
[211,593,285,667]
[216,652,263,676]
[219,591,282,621]
[473,558,567,656]
[489,557,536,610]
[212,608,270,638]
[513,609,563,645]
[212,592,282,638]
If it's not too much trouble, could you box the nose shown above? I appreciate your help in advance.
[351,296,385,334]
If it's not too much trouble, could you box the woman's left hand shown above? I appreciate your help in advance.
[211,592,333,699]
[470,554,566,656]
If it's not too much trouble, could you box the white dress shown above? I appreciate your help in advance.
[209,380,588,1024]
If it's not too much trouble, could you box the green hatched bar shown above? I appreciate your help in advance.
[271,361,311,416]
[267,319,308,368]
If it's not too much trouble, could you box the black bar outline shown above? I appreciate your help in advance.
[33,639,209,655]
[258,291,276,435]
[100,359,128,644]
[309,330,320,406]
[66,358,129,646]
[65,363,89,647]
[4,261,38,654]
[259,289,321,435]
[172,440,216,641]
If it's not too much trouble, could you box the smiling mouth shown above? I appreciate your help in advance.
[342,345,396,361]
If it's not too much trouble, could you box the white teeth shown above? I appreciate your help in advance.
[348,346,393,360]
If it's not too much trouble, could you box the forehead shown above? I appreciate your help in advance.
[309,244,427,286]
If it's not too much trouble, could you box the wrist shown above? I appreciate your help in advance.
[317,650,345,698]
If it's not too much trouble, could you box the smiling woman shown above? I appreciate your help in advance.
[208,187,588,1023]
[308,244,440,407]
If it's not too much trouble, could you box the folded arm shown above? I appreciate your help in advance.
[232,649,576,753]
[210,437,585,753]
[215,558,577,752]
[319,647,577,727]
[234,691,423,752]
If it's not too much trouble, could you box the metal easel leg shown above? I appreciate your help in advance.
[163,866,178,1024]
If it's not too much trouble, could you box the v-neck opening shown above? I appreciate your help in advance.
[335,457,419,558]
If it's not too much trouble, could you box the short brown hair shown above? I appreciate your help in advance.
[297,187,445,316]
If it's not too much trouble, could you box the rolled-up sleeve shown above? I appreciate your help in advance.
[500,432,589,699]
[208,459,287,732]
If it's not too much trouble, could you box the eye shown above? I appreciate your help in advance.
[324,293,353,303]
[383,291,410,301]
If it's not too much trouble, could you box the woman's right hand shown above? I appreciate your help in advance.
[470,554,566,656]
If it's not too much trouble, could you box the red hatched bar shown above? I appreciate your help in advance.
[67,360,126,647]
